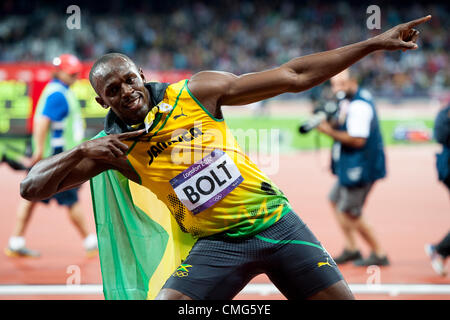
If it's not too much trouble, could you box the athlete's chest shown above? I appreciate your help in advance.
[127,122,245,214]
[134,111,230,161]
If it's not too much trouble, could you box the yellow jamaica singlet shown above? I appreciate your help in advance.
[125,79,292,238]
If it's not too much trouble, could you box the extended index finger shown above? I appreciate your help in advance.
[117,129,147,141]
[406,15,431,28]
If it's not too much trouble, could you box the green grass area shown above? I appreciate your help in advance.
[225,116,435,152]
[0,117,436,161]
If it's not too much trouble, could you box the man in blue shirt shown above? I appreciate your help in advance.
[5,54,98,258]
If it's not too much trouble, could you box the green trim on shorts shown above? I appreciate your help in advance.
[254,234,324,251]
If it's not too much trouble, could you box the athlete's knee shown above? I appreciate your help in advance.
[155,288,193,300]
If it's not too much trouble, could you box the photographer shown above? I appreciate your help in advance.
[317,68,389,266]
[425,103,450,276]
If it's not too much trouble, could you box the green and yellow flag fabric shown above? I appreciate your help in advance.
[89,131,196,300]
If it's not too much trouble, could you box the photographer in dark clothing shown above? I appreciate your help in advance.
[425,104,450,276]
[317,68,389,267]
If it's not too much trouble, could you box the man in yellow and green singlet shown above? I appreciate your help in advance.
[20,16,430,299]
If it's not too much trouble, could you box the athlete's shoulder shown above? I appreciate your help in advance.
[144,80,186,100]
[187,70,238,94]
[169,79,189,87]
[166,79,188,95]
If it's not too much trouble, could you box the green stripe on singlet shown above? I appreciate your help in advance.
[254,234,324,251]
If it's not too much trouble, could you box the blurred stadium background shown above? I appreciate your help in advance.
[0,0,449,300]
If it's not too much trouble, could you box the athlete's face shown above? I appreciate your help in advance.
[93,57,151,125]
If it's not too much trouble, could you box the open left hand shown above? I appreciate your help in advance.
[373,15,431,51]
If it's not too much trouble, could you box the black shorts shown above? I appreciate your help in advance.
[162,211,344,300]
[40,187,79,207]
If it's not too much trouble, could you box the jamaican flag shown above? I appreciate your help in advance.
[90,131,196,300]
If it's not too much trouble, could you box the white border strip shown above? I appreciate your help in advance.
[0,283,450,296]
[242,283,450,296]
[0,284,102,295]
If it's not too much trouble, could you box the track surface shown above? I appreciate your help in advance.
[0,144,449,300]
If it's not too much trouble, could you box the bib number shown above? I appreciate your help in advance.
[170,149,244,214]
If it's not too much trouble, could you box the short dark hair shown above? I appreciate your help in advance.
[89,52,134,88]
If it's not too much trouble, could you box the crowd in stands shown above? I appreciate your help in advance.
[0,0,448,98]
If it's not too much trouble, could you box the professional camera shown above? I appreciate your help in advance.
[298,93,343,134]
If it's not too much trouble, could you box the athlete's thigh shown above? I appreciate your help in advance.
[160,237,259,300]
[263,213,345,299]
[155,288,193,300]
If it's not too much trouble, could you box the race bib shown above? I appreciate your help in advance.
[170,149,244,214]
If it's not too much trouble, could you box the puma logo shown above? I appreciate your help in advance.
[317,258,332,268]
[173,107,187,120]
[174,112,187,120]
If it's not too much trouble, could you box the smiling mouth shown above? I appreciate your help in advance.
[124,96,141,109]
